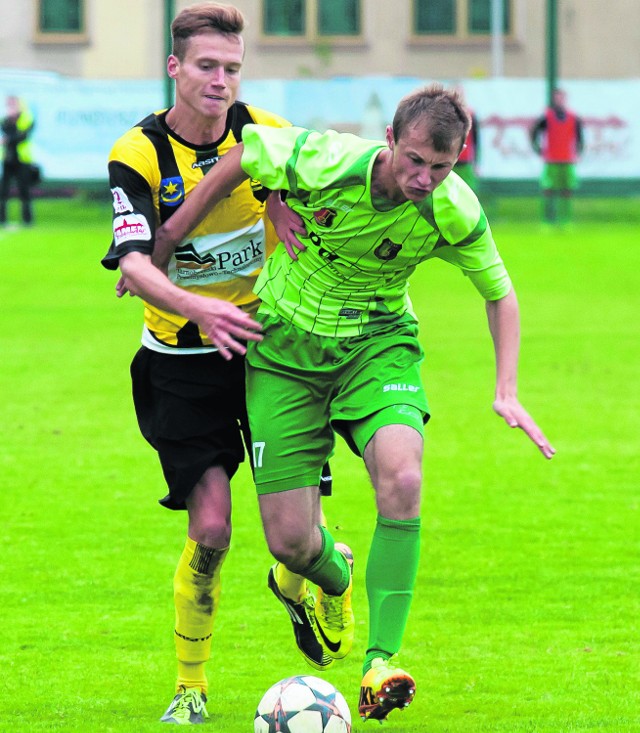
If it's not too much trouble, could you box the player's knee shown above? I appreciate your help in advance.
[189,514,232,548]
[266,531,315,571]
[376,465,422,517]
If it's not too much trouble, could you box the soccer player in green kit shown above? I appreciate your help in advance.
[153,83,556,722]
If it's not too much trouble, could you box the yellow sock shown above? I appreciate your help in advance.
[174,537,228,694]
[275,563,308,603]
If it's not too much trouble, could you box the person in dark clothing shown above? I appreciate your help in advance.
[0,95,35,226]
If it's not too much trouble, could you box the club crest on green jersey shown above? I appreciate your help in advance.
[313,207,337,227]
[374,238,402,261]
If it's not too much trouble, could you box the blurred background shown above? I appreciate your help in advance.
[0,0,638,198]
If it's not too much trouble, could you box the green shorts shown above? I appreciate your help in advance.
[541,163,578,191]
[246,314,430,494]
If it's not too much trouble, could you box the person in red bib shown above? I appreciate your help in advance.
[530,88,584,224]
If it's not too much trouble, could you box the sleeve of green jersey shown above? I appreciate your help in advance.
[240,124,372,197]
[432,177,512,301]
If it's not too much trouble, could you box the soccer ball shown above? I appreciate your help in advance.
[254,675,351,732]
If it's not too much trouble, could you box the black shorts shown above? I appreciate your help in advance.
[130,347,249,511]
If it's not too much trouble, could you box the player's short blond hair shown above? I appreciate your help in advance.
[392,83,471,155]
[171,2,245,60]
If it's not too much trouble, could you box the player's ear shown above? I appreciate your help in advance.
[385,125,394,149]
[167,55,180,80]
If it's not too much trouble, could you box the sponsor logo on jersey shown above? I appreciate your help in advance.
[113,213,152,245]
[111,186,133,214]
[374,238,402,261]
[382,383,419,393]
[339,308,362,319]
[173,237,264,283]
[308,231,339,263]
[160,176,185,207]
[322,198,352,213]
[192,156,219,169]
[313,207,337,227]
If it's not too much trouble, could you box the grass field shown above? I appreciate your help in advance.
[1,196,638,732]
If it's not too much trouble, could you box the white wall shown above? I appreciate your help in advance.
[1,71,638,182]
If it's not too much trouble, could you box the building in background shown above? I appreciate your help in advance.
[0,1,638,188]
[0,0,638,82]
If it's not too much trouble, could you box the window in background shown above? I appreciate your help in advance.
[263,0,305,36]
[318,0,360,35]
[262,0,361,39]
[468,0,510,34]
[413,0,512,38]
[37,0,85,35]
[415,0,456,35]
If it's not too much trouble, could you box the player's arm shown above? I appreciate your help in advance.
[119,251,262,358]
[153,144,248,272]
[529,116,545,155]
[486,288,555,459]
[576,117,585,156]
[103,156,261,358]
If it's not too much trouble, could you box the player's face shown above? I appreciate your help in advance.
[386,122,460,202]
[168,30,244,122]
[552,89,567,109]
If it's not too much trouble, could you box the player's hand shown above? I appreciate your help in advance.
[115,275,133,298]
[493,396,556,459]
[266,193,306,260]
[192,299,263,360]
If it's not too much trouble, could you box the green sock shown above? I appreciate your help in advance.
[304,525,350,595]
[364,515,421,675]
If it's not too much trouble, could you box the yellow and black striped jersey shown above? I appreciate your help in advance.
[101,101,289,353]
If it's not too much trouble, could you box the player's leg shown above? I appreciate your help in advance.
[260,459,332,603]
[276,460,332,597]
[16,162,33,224]
[264,470,339,670]
[357,421,422,721]
[259,487,353,661]
[540,164,556,223]
[171,467,231,697]
[330,322,427,720]
[247,321,352,664]
[246,316,347,588]
[240,339,336,667]
[0,163,12,223]
[557,164,578,224]
[261,485,344,670]
[161,468,229,725]
[131,348,244,723]
[363,422,423,661]
[306,457,355,660]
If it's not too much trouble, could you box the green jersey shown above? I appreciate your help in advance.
[241,125,511,337]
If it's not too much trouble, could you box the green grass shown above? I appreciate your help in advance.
[1,197,638,732]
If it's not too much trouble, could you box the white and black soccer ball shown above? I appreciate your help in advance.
[254,675,351,732]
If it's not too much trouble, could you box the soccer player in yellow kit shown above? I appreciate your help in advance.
[102,3,332,724]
